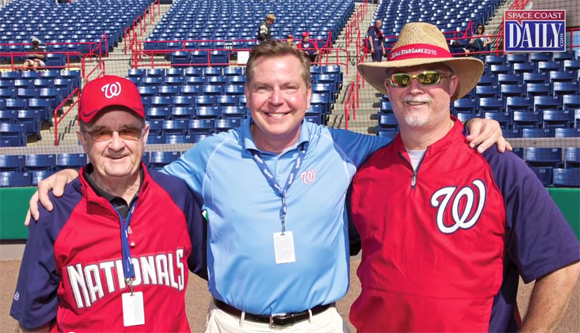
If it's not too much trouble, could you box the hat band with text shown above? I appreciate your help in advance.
[387,44,452,61]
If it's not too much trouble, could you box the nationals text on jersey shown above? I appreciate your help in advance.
[67,249,186,308]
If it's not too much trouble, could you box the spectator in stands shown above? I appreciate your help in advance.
[352,22,580,332]
[286,34,297,48]
[28,41,510,332]
[464,23,492,54]
[367,20,385,62]
[23,37,46,71]
[297,31,319,63]
[11,76,206,332]
[257,13,275,42]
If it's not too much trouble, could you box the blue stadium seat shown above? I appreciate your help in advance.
[146,134,166,145]
[522,72,547,84]
[170,51,191,67]
[562,95,580,110]
[526,83,551,96]
[529,167,553,187]
[0,123,27,146]
[525,147,562,167]
[31,170,56,186]
[537,61,562,72]
[185,76,206,86]
[17,110,42,138]
[146,68,166,77]
[505,96,532,112]
[543,110,573,128]
[195,95,217,107]
[206,76,228,86]
[172,95,194,107]
[512,63,535,74]
[56,153,87,170]
[478,97,503,112]
[552,168,580,187]
[181,85,203,96]
[158,85,178,96]
[533,95,561,111]
[528,52,552,62]
[150,151,181,170]
[549,71,576,83]
[553,82,579,96]
[475,85,498,98]
[380,100,394,113]
[513,111,541,128]
[521,128,553,138]
[554,128,580,138]
[564,147,580,167]
[196,106,221,119]
[142,76,164,87]
[0,171,32,187]
[499,84,525,97]
[210,51,229,66]
[552,51,575,61]
[484,112,511,129]
[228,75,246,84]
[166,68,184,77]
[223,67,244,76]
[455,111,476,123]
[502,128,522,138]
[220,106,247,119]
[185,67,203,77]
[489,64,510,75]
[217,95,238,106]
[25,154,56,171]
[224,84,245,96]
[162,120,189,135]
[0,155,25,171]
[164,76,185,87]
[378,113,399,129]
[497,73,522,85]
[214,118,241,132]
[166,134,196,144]
[563,59,580,71]
[188,119,214,134]
[506,53,528,64]
[171,106,196,120]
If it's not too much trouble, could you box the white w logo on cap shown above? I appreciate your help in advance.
[101,82,122,99]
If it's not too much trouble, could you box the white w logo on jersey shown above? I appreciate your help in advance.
[430,179,487,234]
[101,82,122,99]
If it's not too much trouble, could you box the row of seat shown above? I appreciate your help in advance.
[375,0,502,36]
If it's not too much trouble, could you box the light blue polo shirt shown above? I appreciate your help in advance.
[163,120,390,315]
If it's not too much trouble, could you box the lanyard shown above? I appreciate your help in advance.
[115,201,137,293]
[250,143,307,233]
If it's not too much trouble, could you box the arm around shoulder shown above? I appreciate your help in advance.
[520,261,580,332]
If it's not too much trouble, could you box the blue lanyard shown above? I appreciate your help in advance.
[250,143,307,233]
[115,201,137,292]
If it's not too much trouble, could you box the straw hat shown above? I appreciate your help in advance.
[357,22,484,100]
[267,13,276,20]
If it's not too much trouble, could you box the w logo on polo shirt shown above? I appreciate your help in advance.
[430,179,487,234]
[300,168,316,185]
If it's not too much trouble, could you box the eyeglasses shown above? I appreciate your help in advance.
[85,126,144,142]
[387,71,452,88]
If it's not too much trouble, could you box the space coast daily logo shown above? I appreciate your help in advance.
[430,180,487,234]
[66,249,186,309]
[504,10,566,52]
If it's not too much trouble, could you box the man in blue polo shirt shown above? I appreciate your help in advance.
[29,40,509,332]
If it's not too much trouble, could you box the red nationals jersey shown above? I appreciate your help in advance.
[11,165,206,332]
[349,118,579,332]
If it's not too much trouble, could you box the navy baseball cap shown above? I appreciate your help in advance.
[78,75,145,124]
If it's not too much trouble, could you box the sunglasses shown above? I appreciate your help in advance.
[387,71,452,88]
[85,126,144,142]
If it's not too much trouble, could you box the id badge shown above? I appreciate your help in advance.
[122,291,145,327]
[273,231,296,264]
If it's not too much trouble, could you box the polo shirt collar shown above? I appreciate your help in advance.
[240,118,311,154]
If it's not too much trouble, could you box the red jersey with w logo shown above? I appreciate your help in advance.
[349,118,579,332]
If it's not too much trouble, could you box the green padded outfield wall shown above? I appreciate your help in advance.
[0,188,579,241]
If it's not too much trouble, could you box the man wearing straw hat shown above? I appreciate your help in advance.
[350,22,580,332]
[257,13,276,42]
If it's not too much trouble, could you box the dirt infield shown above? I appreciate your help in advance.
[1,258,578,331]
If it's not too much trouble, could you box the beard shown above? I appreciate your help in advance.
[403,112,430,127]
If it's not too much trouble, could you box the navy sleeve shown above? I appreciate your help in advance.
[484,148,580,283]
[149,171,208,280]
[10,197,62,329]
